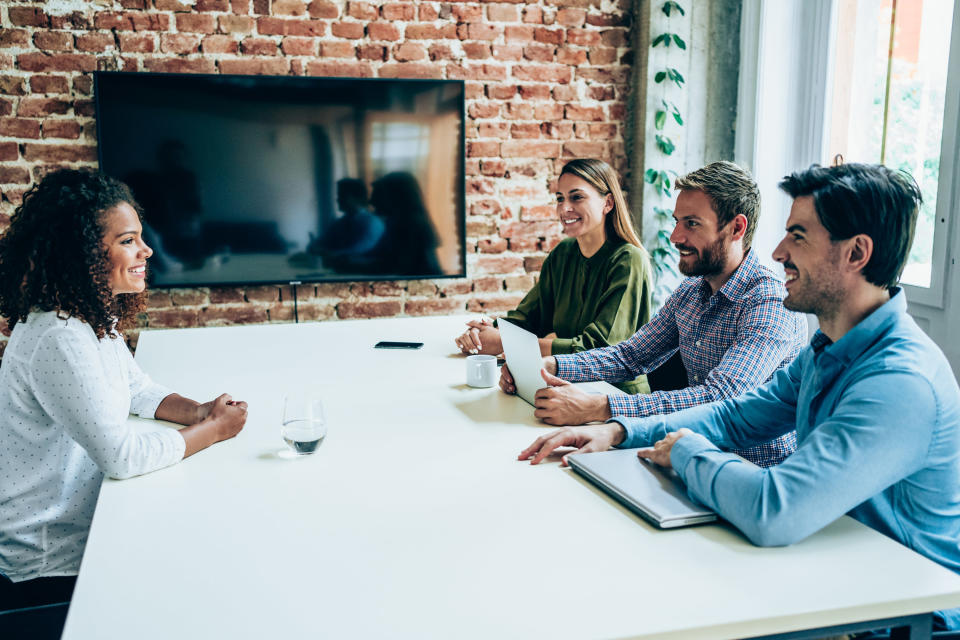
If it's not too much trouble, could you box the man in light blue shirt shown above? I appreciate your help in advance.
[519,163,960,630]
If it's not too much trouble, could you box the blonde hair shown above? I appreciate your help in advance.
[559,158,643,248]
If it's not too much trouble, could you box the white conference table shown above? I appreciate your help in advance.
[62,315,960,639]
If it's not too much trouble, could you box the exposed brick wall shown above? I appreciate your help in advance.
[0,0,634,357]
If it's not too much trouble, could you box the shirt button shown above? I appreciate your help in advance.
[693,375,699,382]
[696,340,701,347]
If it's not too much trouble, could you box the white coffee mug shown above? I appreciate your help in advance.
[466,354,498,388]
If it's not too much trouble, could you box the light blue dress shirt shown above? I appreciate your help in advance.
[612,289,960,629]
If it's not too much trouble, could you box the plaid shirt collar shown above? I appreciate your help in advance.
[695,248,763,303]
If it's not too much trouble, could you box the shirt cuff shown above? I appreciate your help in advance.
[609,416,651,449]
[131,383,174,420]
[554,353,579,380]
[669,432,719,477]
[550,337,575,355]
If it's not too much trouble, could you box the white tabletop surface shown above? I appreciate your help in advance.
[62,315,960,639]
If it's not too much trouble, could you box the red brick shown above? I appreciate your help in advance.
[566,28,600,46]
[144,58,216,73]
[475,255,523,274]
[516,85,548,101]
[523,43,554,63]
[0,30,30,49]
[196,0,230,10]
[42,119,82,139]
[405,24,457,40]
[171,288,210,306]
[503,102,534,119]
[379,63,442,79]
[392,42,426,62]
[293,302,335,321]
[557,48,586,65]
[466,295,525,313]
[321,41,355,57]
[177,14,217,33]
[155,0,194,9]
[0,99,10,117]
[219,58,289,74]
[306,60,374,77]
[505,274,535,291]
[243,285,279,303]
[447,64,507,81]
[148,308,201,328]
[48,12,93,30]
[73,76,93,95]
[463,42,490,60]
[541,236,564,252]
[1,188,26,206]
[485,84,516,100]
[279,36,316,56]
[534,27,564,45]
[467,24,500,41]
[491,44,522,61]
[0,166,30,184]
[588,47,617,65]
[8,7,49,28]
[30,76,70,95]
[469,198,503,216]
[33,32,73,52]
[273,0,307,15]
[346,1,378,20]
[241,37,278,55]
[209,287,245,304]
[95,12,170,31]
[478,237,508,253]
[466,177,495,196]
[480,159,507,177]
[588,123,617,139]
[510,236,540,251]
[487,5,519,21]
[510,123,541,139]
[0,142,17,161]
[601,28,628,47]
[0,117,41,138]
[367,22,401,41]
[200,305,268,326]
[161,33,201,54]
[563,140,606,158]
[468,102,500,119]
[451,5,483,22]
[381,2,415,20]
[202,35,239,54]
[118,33,155,53]
[553,84,576,101]
[472,276,502,292]
[331,22,364,39]
[0,76,25,96]
[512,64,571,84]
[308,1,339,18]
[18,53,97,73]
[419,4,440,20]
[467,140,500,157]
[337,300,402,319]
[523,6,543,23]
[464,82,484,99]
[586,12,625,27]
[540,119,572,136]
[565,105,604,121]
[74,99,95,118]
[21,143,97,163]
[499,219,561,239]
[556,8,587,27]
[220,15,255,33]
[406,298,464,316]
[357,44,386,61]
[441,281,472,296]
[75,33,116,53]
[252,0,269,14]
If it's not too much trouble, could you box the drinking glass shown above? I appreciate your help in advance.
[281,393,327,455]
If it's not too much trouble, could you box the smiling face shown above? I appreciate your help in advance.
[772,195,845,316]
[556,172,611,249]
[670,189,735,278]
[102,202,152,296]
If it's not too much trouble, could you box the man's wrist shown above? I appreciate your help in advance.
[545,356,558,375]
[596,394,612,422]
[609,421,626,446]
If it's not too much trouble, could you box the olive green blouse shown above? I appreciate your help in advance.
[503,237,652,394]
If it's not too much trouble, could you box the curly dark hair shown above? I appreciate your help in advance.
[0,168,146,339]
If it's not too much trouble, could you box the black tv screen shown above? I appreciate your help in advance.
[94,72,465,287]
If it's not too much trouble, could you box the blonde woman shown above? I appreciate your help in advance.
[455,158,652,394]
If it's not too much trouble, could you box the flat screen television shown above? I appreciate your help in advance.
[94,71,466,288]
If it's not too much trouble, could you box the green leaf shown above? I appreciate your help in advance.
[654,110,666,130]
[655,134,675,155]
[652,33,670,48]
[671,106,684,125]
[654,71,667,83]
[672,34,686,49]
[657,229,672,243]
[662,1,685,17]
[644,168,658,183]
[667,68,685,87]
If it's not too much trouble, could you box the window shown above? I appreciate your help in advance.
[826,0,957,291]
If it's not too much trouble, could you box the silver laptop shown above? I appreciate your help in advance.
[498,319,623,406]
[567,448,718,528]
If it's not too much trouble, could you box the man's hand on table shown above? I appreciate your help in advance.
[533,369,612,425]
[518,422,627,467]
[498,355,558,395]
[637,429,694,468]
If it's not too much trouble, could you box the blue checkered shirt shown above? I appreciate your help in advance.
[555,250,808,467]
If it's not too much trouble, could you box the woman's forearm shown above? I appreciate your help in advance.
[154,393,201,426]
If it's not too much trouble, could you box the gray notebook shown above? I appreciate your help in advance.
[568,448,718,529]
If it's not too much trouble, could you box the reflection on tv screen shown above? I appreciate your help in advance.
[95,72,466,287]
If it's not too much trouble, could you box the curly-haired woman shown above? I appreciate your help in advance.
[0,169,247,613]
[454,158,652,394]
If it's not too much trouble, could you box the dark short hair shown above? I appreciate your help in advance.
[674,161,761,249]
[778,163,922,289]
[0,168,145,338]
[336,178,367,202]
